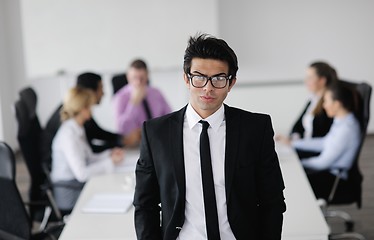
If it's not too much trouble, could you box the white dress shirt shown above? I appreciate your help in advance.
[177,104,235,240]
[301,94,320,139]
[51,118,115,183]
[293,113,360,179]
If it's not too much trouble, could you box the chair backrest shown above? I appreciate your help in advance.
[112,73,128,95]
[15,87,45,176]
[0,142,31,240]
[14,87,47,204]
[340,80,371,158]
[19,87,38,119]
[0,141,15,180]
[332,80,372,207]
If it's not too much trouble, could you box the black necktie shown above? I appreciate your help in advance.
[142,99,152,120]
[199,120,220,240]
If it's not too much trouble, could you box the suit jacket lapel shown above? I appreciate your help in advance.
[170,106,187,200]
[224,105,240,204]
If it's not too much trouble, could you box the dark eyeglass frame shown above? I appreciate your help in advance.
[187,73,232,89]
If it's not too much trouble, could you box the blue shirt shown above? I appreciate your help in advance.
[292,113,360,179]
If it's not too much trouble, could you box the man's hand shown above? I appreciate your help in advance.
[124,128,142,148]
[111,147,125,165]
[130,86,147,105]
[275,134,292,145]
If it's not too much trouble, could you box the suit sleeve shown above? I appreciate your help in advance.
[290,102,310,138]
[133,122,162,240]
[84,118,123,153]
[257,116,287,240]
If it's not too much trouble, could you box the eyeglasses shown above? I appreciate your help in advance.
[187,73,232,89]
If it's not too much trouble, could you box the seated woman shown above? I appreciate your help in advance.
[291,82,361,200]
[51,87,124,212]
[278,62,338,159]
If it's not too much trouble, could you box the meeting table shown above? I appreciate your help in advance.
[59,143,330,240]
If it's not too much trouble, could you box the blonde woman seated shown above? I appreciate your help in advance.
[51,87,124,212]
[280,82,361,200]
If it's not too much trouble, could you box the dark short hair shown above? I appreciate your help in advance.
[327,82,359,114]
[183,33,238,85]
[310,61,338,86]
[76,72,102,91]
[130,59,148,71]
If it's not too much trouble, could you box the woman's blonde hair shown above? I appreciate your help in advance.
[60,87,96,121]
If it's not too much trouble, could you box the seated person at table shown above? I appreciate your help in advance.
[42,72,125,165]
[114,59,171,146]
[277,62,338,159]
[51,87,125,211]
[292,82,361,200]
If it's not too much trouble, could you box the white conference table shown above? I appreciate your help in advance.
[59,144,329,240]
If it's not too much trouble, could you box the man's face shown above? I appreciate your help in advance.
[127,67,148,88]
[94,80,104,104]
[184,58,236,119]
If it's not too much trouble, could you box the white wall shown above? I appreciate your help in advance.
[219,0,374,133]
[0,0,217,149]
[1,0,374,150]
[20,0,218,78]
[0,0,27,149]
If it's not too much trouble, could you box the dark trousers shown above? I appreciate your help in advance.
[306,170,337,200]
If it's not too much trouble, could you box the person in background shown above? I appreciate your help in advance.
[277,61,338,158]
[51,87,124,212]
[291,82,361,200]
[42,72,125,165]
[113,59,171,147]
[133,34,286,239]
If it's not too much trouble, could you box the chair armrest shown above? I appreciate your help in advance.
[328,168,345,203]
[40,181,84,191]
[52,182,84,190]
[24,200,49,207]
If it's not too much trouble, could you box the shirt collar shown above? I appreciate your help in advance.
[186,103,225,132]
[334,112,355,125]
[66,118,85,137]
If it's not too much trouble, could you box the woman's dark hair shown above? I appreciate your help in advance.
[183,33,238,85]
[310,61,338,87]
[327,82,360,114]
[77,72,102,91]
[310,61,339,115]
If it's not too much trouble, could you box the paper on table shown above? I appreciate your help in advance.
[82,193,134,214]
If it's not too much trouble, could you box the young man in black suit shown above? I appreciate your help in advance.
[133,34,286,240]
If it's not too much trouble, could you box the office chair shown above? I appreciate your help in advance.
[323,80,371,240]
[112,73,128,95]
[15,88,71,231]
[15,87,47,222]
[0,141,57,240]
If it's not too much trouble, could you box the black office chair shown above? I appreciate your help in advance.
[0,141,57,240]
[323,80,371,240]
[112,73,128,95]
[15,88,71,231]
[15,87,47,222]
[16,87,82,223]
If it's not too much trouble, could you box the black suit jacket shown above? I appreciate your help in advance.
[41,104,123,164]
[291,101,333,138]
[134,105,286,240]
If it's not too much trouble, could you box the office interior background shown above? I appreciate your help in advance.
[1,0,374,151]
[1,0,374,239]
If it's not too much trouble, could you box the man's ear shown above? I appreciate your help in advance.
[228,78,237,92]
[183,73,190,88]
